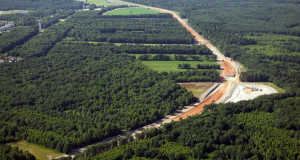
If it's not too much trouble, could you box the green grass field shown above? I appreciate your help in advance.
[8,140,65,160]
[141,61,219,72]
[106,7,161,15]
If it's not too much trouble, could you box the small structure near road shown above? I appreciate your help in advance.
[0,56,22,63]
[0,21,15,32]
[37,19,42,32]
[226,83,277,103]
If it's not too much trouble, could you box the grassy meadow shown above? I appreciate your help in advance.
[106,7,160,15]
[8,140,65,160]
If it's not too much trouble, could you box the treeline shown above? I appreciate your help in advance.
[0,26,37,54]
[8,22,73,57]
[101,14,173,18]
[0,144,35,160]
[177,63,219,69]
[140,54,170,61]
[0,42,195,153]
[0,0,82,10]
[77,93,300,159]
[165,70,221,82]
[137,54,216,61]
[119,44,212,55]
[67,13,194,44]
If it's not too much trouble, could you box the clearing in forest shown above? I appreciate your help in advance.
[179,82,215,98]
[8,140,65,160]
[105,7,161,15]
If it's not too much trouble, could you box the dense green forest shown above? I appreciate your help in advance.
[0,42,195,153]
[124,0,300,91]
[67,11,194,44]
[67,0,300,159]
[0,0,82,55]
[76,93,300,160]
[1,0,299,159]
[8,22,74,57]
[0,0,82,10]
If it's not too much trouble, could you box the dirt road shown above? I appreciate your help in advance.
[68,5,241,156]
[148,6,241,120]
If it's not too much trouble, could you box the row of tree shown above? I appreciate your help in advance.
[119,44,213,55]
[67,13,194,44]
[0,26,37,54]
[8,22,74,57]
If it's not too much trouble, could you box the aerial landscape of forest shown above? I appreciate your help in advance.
[0,0,299,159]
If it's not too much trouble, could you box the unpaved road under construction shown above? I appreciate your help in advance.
[67,5,276,157]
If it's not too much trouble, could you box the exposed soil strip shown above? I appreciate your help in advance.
[221,60,235,77]
[173,82,228,121]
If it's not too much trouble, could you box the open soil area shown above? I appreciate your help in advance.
[173,82,228,121]
[221,60,235,77]
[179,82,215,98]
[225,83,278,103]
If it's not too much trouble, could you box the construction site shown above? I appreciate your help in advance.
[153,6,277,121]
[69,6,279,155]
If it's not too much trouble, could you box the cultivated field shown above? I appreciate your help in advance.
[105,7,160,15]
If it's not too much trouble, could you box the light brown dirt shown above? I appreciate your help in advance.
[244,88,252,94]
[173,82,228,121]
[149,7,235,121]
[221,60,235,77]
